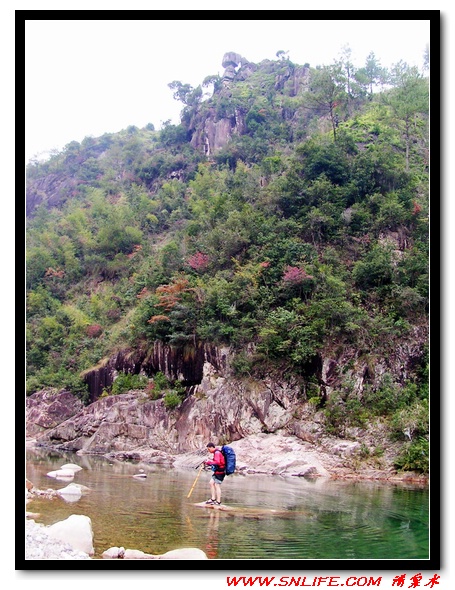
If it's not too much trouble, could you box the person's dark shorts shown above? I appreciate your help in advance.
[212,473,225,484]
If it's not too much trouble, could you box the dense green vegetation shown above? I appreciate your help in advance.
[26,49,429,472]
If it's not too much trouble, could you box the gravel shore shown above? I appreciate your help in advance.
[25,519,92,560]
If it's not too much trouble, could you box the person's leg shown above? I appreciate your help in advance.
[208,478,216,501]
[214,480,222,503]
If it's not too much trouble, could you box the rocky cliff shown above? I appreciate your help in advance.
[189,53,310,156]
[81,341,228,402]
[26,345,427,483]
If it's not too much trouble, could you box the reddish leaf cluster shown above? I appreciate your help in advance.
[187,251,210,271]
[155,278,190,310]
[146,278,192,327]
[137,287,150,299]
[412,201,422,215]
[259,261,270,268]
[148,314,170,324]
[127,244,143,259]
[86,324,103,338]
[282,265,313,284]
[45,267,65,279]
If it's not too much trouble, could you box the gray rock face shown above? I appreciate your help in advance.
[26,389,84,436]
[81,342,227,402]
[26,364,425,482]
[26,334,428,483]
[222,52,246,68]
[189,59,310,156]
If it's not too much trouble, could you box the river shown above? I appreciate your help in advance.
[25,448,429,561]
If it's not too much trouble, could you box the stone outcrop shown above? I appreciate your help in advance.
[81,342,228,402]
[26,389,84,436]
[26,173,78,216]
[190,111,246,157]
[28,370,306,456]
[189,54,310,156]
[26,370,425,482]
[26,330,428,482]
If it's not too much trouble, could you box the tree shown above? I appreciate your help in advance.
[306,65,345,141]
[386,62,429,171]
[337,44,357,115]
[168,80,203,118]
[356,52,384,98]
[422,44,429,73]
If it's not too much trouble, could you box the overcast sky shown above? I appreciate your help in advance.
[25,17,430,163]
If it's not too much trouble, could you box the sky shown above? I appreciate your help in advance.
[24,17,431,163]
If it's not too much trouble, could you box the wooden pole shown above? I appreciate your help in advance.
[187,463,204,499]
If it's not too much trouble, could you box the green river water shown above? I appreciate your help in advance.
[25,448,429,561]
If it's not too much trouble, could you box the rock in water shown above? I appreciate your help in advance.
[47,514,94,555]
[46,469,75,479]
[56,483,82,502]
[60,463,83,472]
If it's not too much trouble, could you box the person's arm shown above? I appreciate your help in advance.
[206,450,224,468]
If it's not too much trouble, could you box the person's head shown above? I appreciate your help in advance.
[206,442,216,454]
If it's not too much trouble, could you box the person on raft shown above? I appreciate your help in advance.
[204,442,226,505]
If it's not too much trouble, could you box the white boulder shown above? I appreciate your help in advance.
[124,549,148,559]
[102,546,208,559]
[56,484,82,502]
[102,546,125,559]
[158,548,208,559]
[46,469,75,480]
[60,463,83,472]
[47,514,94,555]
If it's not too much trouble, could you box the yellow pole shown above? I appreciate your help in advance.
[187,463,204,499]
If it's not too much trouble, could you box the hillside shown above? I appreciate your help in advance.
[26,50,430,474]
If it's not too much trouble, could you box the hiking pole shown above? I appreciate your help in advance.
[187,462,204,499]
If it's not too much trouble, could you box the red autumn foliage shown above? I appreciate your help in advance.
[147,278,192,324]
[282,265,313,284]
[45,267,65,279]
[413,201,422,215]
[187,251,210,271]
[136,287,150,299]
[148,315,170,324]
[155,278,191,311]
[86,324,103,338]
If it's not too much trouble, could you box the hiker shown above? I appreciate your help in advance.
[204,442,226,505]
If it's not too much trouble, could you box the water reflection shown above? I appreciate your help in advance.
[25,449,429,560]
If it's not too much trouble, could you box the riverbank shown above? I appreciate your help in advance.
[26,389,428,486]
[25,519,92,560]
[27,430,428,485]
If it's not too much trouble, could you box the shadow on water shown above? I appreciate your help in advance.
[25,448,429,560]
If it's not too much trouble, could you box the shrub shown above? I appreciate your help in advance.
[153,371,170,391]
[110,372,148,395]
[389,398,429,440]
[86,324,103,338]
[163,390,184,409]
[352,244,394,290]
[363,374,421,417]
[394,436,429,473]
[231,351,254,376]
[323,391,367,437]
